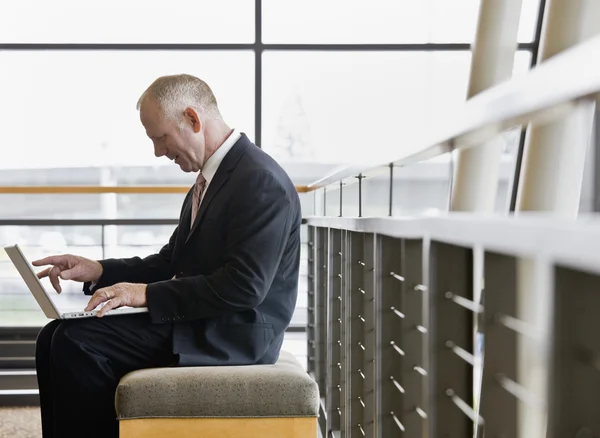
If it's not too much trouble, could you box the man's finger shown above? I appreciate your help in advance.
[36,267,52,280]
[97,297,122,318]
[85,288,110,312]
[49,266,62,294]
[60,264,82,280]
[32,256,62,267]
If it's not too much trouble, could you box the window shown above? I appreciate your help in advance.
[1,0,254,43]
[0,50,254,170]
[263,0,540,43]
[263,51,531,166]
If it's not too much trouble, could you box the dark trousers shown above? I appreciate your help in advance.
[35,313,175,438]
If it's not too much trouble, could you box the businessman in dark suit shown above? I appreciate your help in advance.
[32,74,302,438]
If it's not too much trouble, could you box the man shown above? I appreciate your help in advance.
[32,74,302,438]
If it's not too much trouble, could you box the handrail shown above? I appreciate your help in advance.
[0,185,312,194]
[304,214,600,273]
[306,33,600,191]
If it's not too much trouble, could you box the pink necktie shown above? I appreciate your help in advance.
[190,172,207,227]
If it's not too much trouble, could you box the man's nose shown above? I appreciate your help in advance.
[154,144,165,158]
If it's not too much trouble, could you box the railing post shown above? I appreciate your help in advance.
[388,164,394,217]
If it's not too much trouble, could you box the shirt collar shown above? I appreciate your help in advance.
[201,129,241,184]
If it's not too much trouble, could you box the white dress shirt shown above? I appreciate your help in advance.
[198,128,241,206]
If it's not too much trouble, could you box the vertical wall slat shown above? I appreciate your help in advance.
[429,241,474,438]
[327,229,343,434]
[481,252,518,437]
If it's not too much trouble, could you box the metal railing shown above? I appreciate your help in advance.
[302,30,600,216]
[306,215,600,438]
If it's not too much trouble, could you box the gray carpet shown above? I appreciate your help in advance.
[0,407,41,438]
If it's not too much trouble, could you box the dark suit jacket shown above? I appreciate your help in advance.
[84,134,302,366]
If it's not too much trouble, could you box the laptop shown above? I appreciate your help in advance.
[4,244,149,319]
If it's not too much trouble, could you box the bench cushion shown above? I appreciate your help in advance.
[115,351,319,420]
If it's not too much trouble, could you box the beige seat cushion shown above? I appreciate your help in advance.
[115,351,319,420]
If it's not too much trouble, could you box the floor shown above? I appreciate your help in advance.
[0,407,41,438]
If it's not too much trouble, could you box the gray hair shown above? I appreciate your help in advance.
[137,74,221,126]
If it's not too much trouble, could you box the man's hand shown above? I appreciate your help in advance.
[85,283,147,318]
[33,254,104,294]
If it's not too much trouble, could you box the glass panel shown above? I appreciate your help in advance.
[1,0,254,43]
[362,167,393,218]
[263,51,531,167]
[0,225,104,327]
[0,51,254,171]
[264,0,540,43]
[496,127,525,212]
[392,153,454,216]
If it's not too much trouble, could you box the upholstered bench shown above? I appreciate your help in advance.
[115,351,319,438]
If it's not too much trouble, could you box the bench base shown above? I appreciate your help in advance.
[120,417,317,438]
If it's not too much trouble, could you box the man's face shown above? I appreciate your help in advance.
[139,97,204,173]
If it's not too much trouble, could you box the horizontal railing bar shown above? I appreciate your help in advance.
[0,219,179,226]
[0,357,35,361]
[415,407,428,419]
[390,341,405,356]
[0,389,39,395]
[358,424,365,437]
[391,412,406,432]
[357,342,366,351]
[0,340,36,345]
[415,325,428,334]
[390,271,405,282]
[358,397,366,409]
[445,292,484,314]
[358,369,366,380]
[358,315,366,323]
[0,370,36,376]
[390,306,406,319]
[496,314,539,339]
[446,389,484,426]
[496,374,545,409]
[445,341,476,366]
[413,366,427,376]
[390,376,406,394]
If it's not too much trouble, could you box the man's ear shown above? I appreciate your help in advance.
[184,107,202,133]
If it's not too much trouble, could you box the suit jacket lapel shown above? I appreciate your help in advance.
[184,136,250,245]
